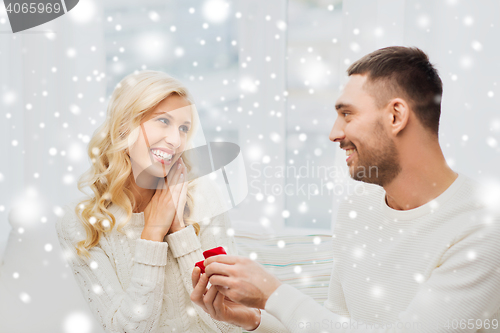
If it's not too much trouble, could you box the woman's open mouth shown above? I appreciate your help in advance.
[151,149,173,165]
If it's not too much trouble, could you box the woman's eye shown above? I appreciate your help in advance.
[158,118,189,132]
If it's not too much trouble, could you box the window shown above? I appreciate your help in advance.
[102,0,344,234]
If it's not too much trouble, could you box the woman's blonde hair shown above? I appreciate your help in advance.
[75,70,201,259]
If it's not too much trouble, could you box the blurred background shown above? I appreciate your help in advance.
[0,0,499,332]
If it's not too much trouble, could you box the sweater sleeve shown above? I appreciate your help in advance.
[260,219,500,333]
[250,263,349,333]
[324,262,351,318]
[55,205,169,333]
[250,310,288,333]
[164,183,242,333]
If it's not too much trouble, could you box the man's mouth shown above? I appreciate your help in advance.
[346,148,356,157]
[346,148,357,162]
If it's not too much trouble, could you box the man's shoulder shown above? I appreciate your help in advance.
[445,173,496,218]
[435,173,500,237]
[457,173,496,209]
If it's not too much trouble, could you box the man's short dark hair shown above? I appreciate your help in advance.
[347,46,443,135]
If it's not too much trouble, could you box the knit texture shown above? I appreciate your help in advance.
[253,173,500,332]
[56,177,242,333]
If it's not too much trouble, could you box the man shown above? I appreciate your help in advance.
[190,46,500,332]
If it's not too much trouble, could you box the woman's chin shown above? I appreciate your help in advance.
[131,160,175,187]
[149,163,173,177]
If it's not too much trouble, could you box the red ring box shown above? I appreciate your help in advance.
[195,260,206,274]
[195,246,227,274]
[203,246,227,259]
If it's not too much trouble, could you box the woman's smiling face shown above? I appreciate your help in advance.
[128,94,193,187]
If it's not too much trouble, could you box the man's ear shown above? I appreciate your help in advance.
[387,98,409,136]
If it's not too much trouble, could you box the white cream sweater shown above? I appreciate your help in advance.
[253,173,500,332]
[56,179,242,333]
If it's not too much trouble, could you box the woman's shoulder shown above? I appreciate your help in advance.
[55,199,87,245]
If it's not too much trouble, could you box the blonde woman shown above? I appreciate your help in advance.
[55,71,242,333]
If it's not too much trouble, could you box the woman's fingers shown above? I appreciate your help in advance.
[173,158,186,190]
[158,159,181,202]
[167,158,183,188]
[170,159,186,213]
[154,177,167,200]
[175,164,188,215]
[158,177,172,202]
[191,273,209,311]
[192,266,201,289]
[155,176,163,192]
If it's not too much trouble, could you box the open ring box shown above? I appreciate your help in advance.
[195,246,227,274]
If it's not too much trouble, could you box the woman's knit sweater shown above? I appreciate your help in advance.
[55,179,242,333]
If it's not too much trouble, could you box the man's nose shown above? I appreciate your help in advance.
[329,117,345,143]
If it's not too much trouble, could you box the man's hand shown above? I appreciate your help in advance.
[190,267,262,331]
[204,255,282,309]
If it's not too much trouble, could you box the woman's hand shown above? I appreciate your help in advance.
[168,157,188,234]
[191,267,262,331]
[141,158,185,241]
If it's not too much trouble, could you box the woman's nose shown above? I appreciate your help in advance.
[164,127,181,149]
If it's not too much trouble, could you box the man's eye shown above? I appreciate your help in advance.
[343,112,349,117]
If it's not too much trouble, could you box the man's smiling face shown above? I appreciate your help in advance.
[329,74,402,186]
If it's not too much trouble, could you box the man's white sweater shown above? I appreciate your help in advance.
[254,173,500,332]
[56,178,242,333]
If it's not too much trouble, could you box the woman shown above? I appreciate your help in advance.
[55,70,242,333]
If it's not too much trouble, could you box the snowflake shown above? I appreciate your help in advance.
[148,11,160,22]
[371,286,384,298]
[19,292,31,303]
